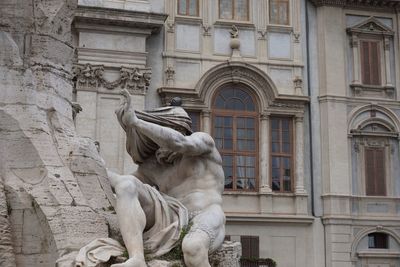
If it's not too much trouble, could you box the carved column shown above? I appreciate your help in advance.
[350,35,360,84]
[295,115,306,194]
[202,110,212,134]
[260,113,272,193]
[384,36,393,87]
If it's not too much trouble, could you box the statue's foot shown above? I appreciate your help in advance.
[111,257,146,267]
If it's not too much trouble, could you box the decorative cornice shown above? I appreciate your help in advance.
[347,16,394,37]
[310,0,400,10]
[74,5,168,33]
[73,63,151,94]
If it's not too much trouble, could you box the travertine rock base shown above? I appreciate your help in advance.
[0,1,118,266]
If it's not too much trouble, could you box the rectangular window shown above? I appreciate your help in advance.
[240,236,259,259]
[178,0,198,16]
[368,233,388,249]
[365,147,386,196]
[270,117,293,192]
[219,0,249,21]
[269,0,290,25]
[360,40,381,85]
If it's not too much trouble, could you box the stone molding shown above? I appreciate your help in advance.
[158,62,309,112]
[74,5,167,32]
[346,16,394,37]
[73,63,151,94]
[310,0,400,10]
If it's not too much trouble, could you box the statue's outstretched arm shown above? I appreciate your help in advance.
[119,90,214,156]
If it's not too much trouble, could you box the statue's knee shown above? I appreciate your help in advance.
[182,235,207,257]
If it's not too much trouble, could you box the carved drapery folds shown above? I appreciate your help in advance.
[73,63,152,94]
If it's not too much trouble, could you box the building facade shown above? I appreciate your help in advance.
[24,0,399,266]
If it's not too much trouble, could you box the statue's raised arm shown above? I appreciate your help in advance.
[76,89,225,267]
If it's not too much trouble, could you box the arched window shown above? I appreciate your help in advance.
[349,108,400,197]
[212,84,258,191]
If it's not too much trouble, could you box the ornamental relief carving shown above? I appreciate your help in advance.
[73,64,151,95]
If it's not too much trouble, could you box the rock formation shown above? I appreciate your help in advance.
[0,1,117,266]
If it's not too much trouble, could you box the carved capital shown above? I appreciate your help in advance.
[165,65,175,81]
[257,29,267,40]
[384,37,390,51]
[202,23,212,36]
[73,63,151,94]
[350,35,359,48]
[167,21,175,33]
[73,64,104,89]
[293,32,300,43]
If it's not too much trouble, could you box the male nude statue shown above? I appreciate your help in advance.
[108,89,225,267]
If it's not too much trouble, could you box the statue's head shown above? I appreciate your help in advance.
[138,97,192,135]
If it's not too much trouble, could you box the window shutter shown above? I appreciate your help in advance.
[361,41,371,85]
[365,148,385,196]
[370,42,380,85]
[240,236,259,258]
[361,41,381,85]
[375,148,386,195]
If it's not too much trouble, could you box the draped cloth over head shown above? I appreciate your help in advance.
[115,105,192,164]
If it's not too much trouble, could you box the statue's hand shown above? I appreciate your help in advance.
[119,89,139,126]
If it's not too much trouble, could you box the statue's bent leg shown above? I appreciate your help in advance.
[182,205,225,267]
[110,175,154,267]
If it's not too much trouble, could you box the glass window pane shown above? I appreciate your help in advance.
[235,88,248,99]
[248,140,255,151]
[237,129,246,138]
[247,168,255,178]
[219,0,233,19]
[272,130,279,141]
[282,118,290,130]
[215,116,224,126]
[283,143,290,153]
[283,157,290,169]
[221,88,234,99]
[224,128,232,138]
[246,156,255,166]
[189,0,197,16]
[224,117,232,126]
[272,177,280,191]
[236,155,246,165]
[224,139,233,149]
[283,131,290,142]
[271,119,279,129]
[223,155,233,166]
[215,96,225,108]
[272,156,280,168]
[237,117,245,128]
[283,178,291,191]
[178,0,187,15]
[236,178,244,189]
[234,99,245,110]
[216,139,223,149]
[270,0,289,25]
[237,167,246,177]
[224,166,233,177]
[237,140,246,151]
[272,142,280,152]
[215,128,223,138]
[235,0,248,20]
[246,118,254,128]
[225,175,233,189]
[247,129,255,139]
[247,179,256,190]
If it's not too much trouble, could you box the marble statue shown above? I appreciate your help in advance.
[76,89,225,267]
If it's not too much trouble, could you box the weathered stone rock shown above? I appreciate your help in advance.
[0,1,118,266]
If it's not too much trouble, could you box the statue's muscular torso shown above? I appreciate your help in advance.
[136,132,225,213]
